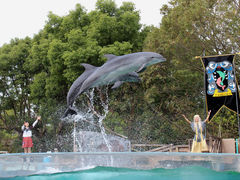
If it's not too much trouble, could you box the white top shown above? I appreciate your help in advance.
[21,120,38,137]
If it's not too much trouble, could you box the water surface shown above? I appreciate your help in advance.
[3,166,240,180]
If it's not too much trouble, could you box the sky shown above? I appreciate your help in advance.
[0,0,169,46]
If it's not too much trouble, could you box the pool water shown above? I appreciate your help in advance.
[1,152,240,179]
[4,166,240,180]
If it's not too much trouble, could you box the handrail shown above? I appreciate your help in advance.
[148,144,173,152]
[0,151,8,154]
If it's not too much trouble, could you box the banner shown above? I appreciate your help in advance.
[201,54,240,120]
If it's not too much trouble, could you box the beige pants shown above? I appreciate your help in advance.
[191,139,208,153]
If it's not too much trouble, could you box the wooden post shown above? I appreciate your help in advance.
[209,136,213,153]
[233,55,240,138]
[188,139,192,152]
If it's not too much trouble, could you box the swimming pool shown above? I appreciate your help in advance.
[0,152,240,179]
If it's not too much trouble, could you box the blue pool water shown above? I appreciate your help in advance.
[1,152,240,179]
[3,166,240,180]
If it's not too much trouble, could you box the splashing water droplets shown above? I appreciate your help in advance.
[70,87,112,153]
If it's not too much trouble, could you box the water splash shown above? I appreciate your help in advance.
[86,88,112,152]
[62,86,130,158]
[68,87,112,153]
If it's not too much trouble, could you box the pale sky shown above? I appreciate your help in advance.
[0,0,169,46]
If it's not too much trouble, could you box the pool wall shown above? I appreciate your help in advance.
[0,152,240,178]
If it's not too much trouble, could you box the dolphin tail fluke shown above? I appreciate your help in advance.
[62,107,77,118]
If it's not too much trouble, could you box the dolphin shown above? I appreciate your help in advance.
[216,71,226,86]
[79,52,166,93]
[62,63,98,118]
[63,63,141,118]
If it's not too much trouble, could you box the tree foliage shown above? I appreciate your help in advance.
[143,0,240,141]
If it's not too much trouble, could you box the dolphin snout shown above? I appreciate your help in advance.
[152,57,166,62]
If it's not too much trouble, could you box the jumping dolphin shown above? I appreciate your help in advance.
[63,63,141,118]
[79,52,166,93]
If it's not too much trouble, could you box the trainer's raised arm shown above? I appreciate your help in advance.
[182,114,191,124]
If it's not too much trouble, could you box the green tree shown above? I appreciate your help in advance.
[143,0,240,141]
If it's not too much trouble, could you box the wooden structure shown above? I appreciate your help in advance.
[188,136,222,153]
[131,144,190,152]
[0,151,8,154]
[208,136,222,153]
[148,145,190,152]
[132,136,222,153]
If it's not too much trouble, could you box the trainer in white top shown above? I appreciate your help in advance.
[21,120,38,137]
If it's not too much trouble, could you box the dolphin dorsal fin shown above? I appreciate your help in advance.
[104,54,117,62]
[81,63,97,71]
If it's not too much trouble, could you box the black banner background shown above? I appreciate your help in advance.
[201,55,240,120]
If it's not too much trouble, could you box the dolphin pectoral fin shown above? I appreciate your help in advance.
[111,81,123,89]
[62,107,77,118]
[137,63,147,73]
[134,77,141,82]
[127,72,141,82]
